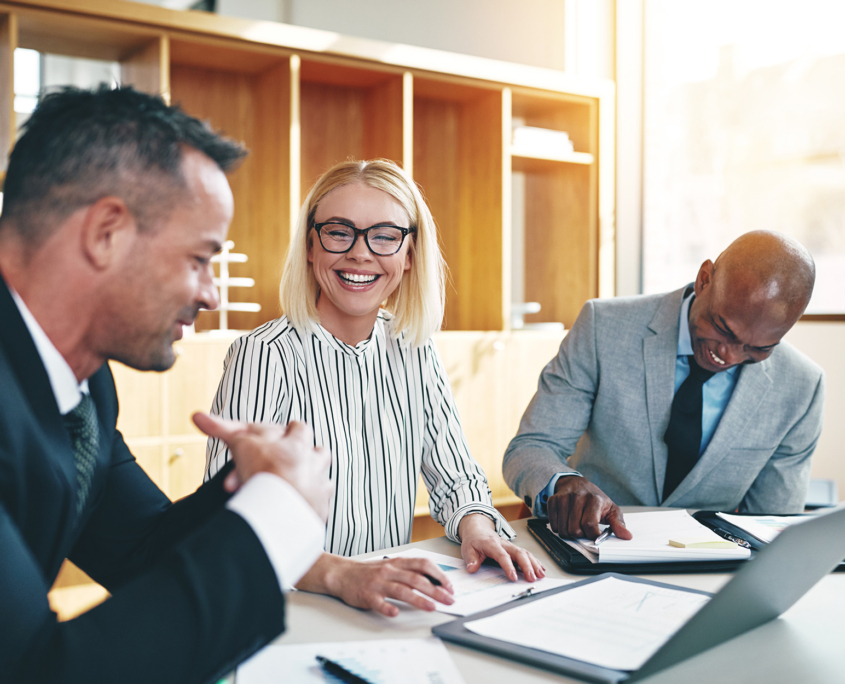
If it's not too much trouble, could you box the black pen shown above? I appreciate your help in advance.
[315,655,376,684]
[711,526,752,549]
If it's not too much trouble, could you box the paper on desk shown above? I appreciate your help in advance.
[554,510,751,563]
[381,548,571,616]
[716,512,808,544]
[237,637,465,684]
[465,576,710,671]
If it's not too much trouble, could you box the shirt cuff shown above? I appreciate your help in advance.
[445,502,517,543]
[226,473,325,591]
[534,471,583,518]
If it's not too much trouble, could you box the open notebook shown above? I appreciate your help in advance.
[557,510,751,563]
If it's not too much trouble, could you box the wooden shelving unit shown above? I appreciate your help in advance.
[0,0,615,592]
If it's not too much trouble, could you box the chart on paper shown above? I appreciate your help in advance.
[465,576,710,671]
[381,548,571,615]
[237,638,466,684]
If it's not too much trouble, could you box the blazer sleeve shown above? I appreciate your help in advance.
[738,369,825,514]
[1,418,286,684]
[7,507,285,684]
[502,300,600,508]
[70,428,234,588]
[418,342,515,542]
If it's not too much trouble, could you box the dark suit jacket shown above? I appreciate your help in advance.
[0,274,286,683]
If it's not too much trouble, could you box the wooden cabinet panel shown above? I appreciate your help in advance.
[166,440,208,501]
[119,35,168,97]
[299,61,405,194]
[0,12,16,167]
[414,331,565,514]
[167,335,239,436]
[109,361,163,439]
[127,443,166,493]
[170,58,294,333]
[414,81,505,331]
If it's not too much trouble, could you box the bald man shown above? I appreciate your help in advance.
[504,231,824,539]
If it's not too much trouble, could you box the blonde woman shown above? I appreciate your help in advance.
[206,159,543,616]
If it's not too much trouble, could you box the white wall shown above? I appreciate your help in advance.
[784,322,845,499]
[286,0,568,71]
[136,0,614,78]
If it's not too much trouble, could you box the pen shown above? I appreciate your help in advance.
[382,555,442,586]
[315,655,376,684]
[594,527,614,545]
[711,527,752,549]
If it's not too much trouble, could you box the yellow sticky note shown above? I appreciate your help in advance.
[668,537,739,549]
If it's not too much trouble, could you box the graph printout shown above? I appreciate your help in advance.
[465,576,710,671]
[238,638,465,684]
[381,548,571,616]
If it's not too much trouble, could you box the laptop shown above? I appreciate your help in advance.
[434,504,845,683]
[628,503,845,680]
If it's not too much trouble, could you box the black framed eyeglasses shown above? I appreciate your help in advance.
[312,222,416,256]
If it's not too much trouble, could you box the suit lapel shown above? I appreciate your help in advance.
[0,274,81,518]
[664,360,773,506]
[643,287,688,502]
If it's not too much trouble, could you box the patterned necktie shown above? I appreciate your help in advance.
[662,355,715,501]
[63,393,100,522]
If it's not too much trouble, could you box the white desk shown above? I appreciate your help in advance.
[260,517,845,684]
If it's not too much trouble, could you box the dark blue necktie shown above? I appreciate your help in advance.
[663,355,715,501]
[63,393,99,522]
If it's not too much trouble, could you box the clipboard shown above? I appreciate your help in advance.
[526,518,751,575]
[432,573,712,684]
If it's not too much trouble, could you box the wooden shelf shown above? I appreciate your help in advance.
[414,77,505,331]
[300,58,405,196]
[511,149,595,166]
[0,0,611,544]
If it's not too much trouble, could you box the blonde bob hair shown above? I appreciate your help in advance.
[279,159,446,348]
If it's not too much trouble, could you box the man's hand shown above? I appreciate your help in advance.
[193,412,332,522]
[459,513,545,581]
[296,553,456,617]
[547,476,632,541]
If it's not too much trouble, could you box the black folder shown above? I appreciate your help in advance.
[433,574,706,684]
[528,513,845,574]
[437,506,845,683]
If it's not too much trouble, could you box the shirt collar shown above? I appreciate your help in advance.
[677,291,694,356]
[10,288,88,414]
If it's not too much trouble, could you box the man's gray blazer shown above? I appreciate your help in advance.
[503,286,825,514]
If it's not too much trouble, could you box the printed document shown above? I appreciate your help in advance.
[555,510,751,563]
[381,548,571,616]
[716,512,809,543]
[237,637,465,684]
[464,576,710,671]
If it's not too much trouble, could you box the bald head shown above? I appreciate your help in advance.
[713,230,815,321]
[688,231,815,373]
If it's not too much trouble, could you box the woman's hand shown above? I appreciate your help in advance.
[296,553,456,617]
[458,513,545,582]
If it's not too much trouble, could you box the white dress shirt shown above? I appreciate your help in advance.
[10,289,323,591]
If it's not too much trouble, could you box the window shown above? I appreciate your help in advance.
[642,0,845,313]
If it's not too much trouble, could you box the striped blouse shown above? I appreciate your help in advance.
[205,312,515,556]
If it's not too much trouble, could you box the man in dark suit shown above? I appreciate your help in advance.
[0,86,334,682]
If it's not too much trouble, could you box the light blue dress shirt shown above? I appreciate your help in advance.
[674,293,740,455]
[534,292,740,516]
